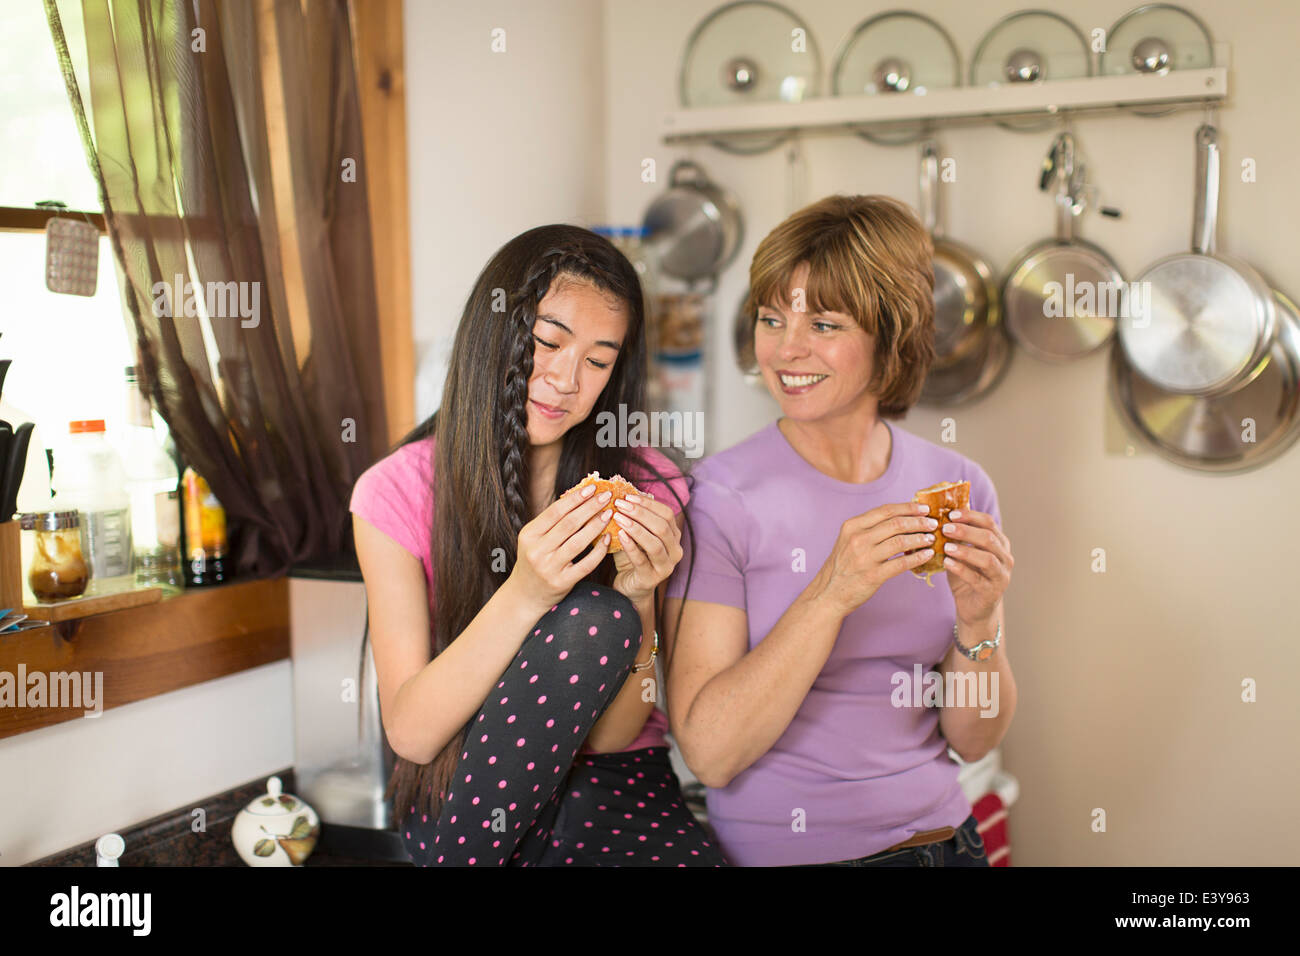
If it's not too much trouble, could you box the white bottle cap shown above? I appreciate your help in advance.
[95,833,125,866]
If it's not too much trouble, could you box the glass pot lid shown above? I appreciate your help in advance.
[679,0,822,154]
[832,10,961,145]
[970,9,1092,133]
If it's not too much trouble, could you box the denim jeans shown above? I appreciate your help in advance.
[795,814,990,867]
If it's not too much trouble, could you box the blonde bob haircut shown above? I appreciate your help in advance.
[742,194,936,419]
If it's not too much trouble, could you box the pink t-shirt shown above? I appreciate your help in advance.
[348,435,688,754]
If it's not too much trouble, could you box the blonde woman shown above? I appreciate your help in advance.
[663,195,1016,867]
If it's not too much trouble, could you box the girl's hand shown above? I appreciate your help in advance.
[941,508,1014,624]
[507,483,614,613]
[608,494,682,606]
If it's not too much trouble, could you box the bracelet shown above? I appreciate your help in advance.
[952,621,1001,662]
[631,631,659,672]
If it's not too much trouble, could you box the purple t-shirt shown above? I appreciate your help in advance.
[665,419,1003,866]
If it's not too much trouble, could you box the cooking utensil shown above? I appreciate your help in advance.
[642,160,743,286]
[831,11,961,145]
[919,321,1013,406]
[1002,132,1123,361]
[970,10,1092,132]
[1111,288,1300,471]
[2,421,34,519]
[1100,4,1214,116]
[919,140,999,369]
[1120,124,1276,395]
[678,0,821,154]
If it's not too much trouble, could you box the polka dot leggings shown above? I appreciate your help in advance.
[399,580,729,867]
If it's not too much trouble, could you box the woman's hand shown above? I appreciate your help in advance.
[941,508,1013,624]
[812,502,939,617]
[506,483,614,613]
[607,493,683,606]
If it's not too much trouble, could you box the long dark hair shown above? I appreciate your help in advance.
[382,224,697,829]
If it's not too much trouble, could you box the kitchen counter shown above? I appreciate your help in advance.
[27,768,412,867]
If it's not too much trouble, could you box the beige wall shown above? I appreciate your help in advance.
[604,0,1300,864]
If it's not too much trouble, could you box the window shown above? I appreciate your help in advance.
[0,0,152,489]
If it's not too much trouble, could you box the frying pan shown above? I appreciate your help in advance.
[1119,124,1276,395]
[1002,132,1123,362]
[1110,287,1300,472]
[2,421,33,519]
[642,160,743,288]
[919,141,998,370]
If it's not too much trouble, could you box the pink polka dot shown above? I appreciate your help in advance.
[624,639,630,648]
[591,590,599,596]
[488,756,496,765]
[507,715,517,723]
[508,803,517,811]
[599,683,606,691]
[546,634,554,643]
[498,780,508,789]
[481,734,488,742]
[465,773,472,782]
[534,629,540,635]
[537,694,547,704]
[569,675,579,684]
[516,737,526,747]
[551,744,559,752]
[498,681,504,688]
[472,797,480,805]
[520,660,528,668]
[588,626,598,636]
[499,697,508,704]
[569,608,579,616]
[422,814,428,822]
[574,702,581,710]
[599,655,608,665]
[439,855,445,862]
[551,605,558,612]
[613,610,621,618]
[559,650,568,660]
[527,761,535,770]
[458,836,466,844]
[450,815,456,823]
[546,719,555,727]
[493,840,501,847]
[529,674,538,683]
[469,857,477,864]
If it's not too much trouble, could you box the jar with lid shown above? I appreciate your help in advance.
[21,510,89,601]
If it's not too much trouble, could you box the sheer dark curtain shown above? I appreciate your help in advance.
[44,0,389,577]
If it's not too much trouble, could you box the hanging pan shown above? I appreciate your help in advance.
[1002,131,1123,361]
[642,159,743,291]
[919,140,998,369]
[1110,287,1300,472]
[1118,124,1276,395]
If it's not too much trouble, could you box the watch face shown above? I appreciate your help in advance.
[975,643,994,662]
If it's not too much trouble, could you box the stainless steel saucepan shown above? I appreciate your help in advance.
[1119,124,1276,395]
[919,140,998,370]
[1002,132,1123,362]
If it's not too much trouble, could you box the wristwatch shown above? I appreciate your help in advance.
[952,621,1001,662]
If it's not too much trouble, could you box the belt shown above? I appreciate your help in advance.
[883,826,956,852]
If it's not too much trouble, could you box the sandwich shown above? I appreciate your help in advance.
[910,480,970,587]
[566,472,654,553]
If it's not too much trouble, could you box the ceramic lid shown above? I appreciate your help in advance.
[242,776,305,817]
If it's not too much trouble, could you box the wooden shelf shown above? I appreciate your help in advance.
[24,582,163,625]
[662,66,1229,144]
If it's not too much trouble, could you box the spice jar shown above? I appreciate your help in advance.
[21,510,89,601]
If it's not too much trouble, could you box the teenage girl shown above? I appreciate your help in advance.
[350,224,727,866]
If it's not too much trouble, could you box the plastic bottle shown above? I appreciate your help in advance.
[53,420,133,590]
